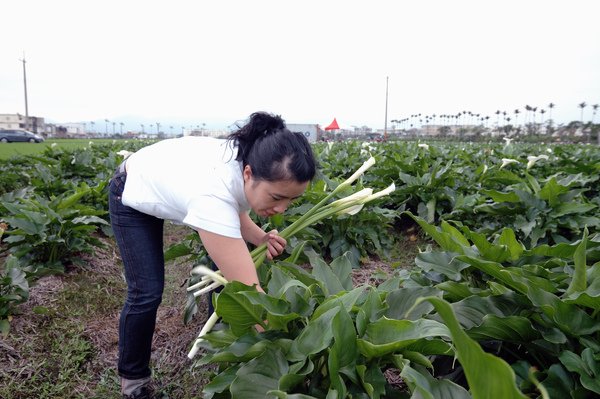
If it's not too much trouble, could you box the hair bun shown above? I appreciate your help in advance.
[248,112,285,136]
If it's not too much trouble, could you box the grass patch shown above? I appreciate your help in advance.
[0,139,128,160]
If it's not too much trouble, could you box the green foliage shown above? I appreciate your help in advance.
[1,184,108,275]
[0,256,29,337]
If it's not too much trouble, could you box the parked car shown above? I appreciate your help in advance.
[0,129,45,143]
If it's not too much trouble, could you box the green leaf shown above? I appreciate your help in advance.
[481,189,521,203]
[565,227,588,296]
[559,349,600,394]
[401,364,471,399]
[497,228,524,261]
[308,252,346,295]
[0,319,9,338]
[357,318,450,359]
[230,347,288,398]
[415,251,470,281]
[288,307,338,362]
[384,287,440,320]
[328,306,356,397]
[539,177,569,207]
[216,282,265,336]
[467,315,540,342]
[416,296,528,399]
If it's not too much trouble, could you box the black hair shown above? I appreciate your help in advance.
[227,112,317,182]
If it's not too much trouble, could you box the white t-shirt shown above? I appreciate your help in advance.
[121,136,250,238]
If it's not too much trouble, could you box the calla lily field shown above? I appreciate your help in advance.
[1,138,600,398]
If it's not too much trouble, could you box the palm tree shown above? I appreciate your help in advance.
[578,102,588,142]
[540,109,546,128]
[514,109,521,130]
[592,104,599,124]
[104,119,109,135]
[548,103,555,121]
[119,122,124,135]
[524,105,532,125]
[579,102,587,124]
[90,121,95,134]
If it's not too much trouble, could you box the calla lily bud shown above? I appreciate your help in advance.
[365,183,396,201]
[343,157,376,186]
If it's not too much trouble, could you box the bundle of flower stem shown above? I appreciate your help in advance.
[188,156,394,358]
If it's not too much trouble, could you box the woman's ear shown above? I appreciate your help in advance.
[243,165,252,183]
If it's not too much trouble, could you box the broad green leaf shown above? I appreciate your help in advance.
[216,282,265,336]
[527,286,600,335]
[202,365,239,395]
[230,347,288,398]
[564,277,600,310]
[311,286,365,320]
[288,307,338,362]
[481,189,521,203]
[268,391,320,399]
[497,228,524,261]
[440,220,471,247]
[553,202,596,217]
[356,364,386,399]
[436,281,480,301]
[307,252,346,295]
[467,315,540,342]
[468,230,511,263]
[330,251,355,290]
[384,287,440,320]
[357,318,450,359]
[163,243,194,261]
[415,251,470,281]
[416,296,528,399]
[404,212,468,254]
[559,349,600,394]
[456,256,529,294]
[566,227,588,296]
[401,364,471,399]
[540,364,575,399]
[238,291,301,331]
[539,177,569,207]
[328,306,356,398]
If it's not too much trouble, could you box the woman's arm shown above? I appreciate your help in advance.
[239,212,286,260]
[197,228,263,292]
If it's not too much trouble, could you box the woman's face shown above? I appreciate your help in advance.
[243,165,308,218]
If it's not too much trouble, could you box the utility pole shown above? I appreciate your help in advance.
[384,76,389,141]
[20,54,30,131]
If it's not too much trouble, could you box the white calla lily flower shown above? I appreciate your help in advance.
[330,188,374,208]
[365,183,396,202]
[500,158,519,168]
[343,157,376,186]
[418,143,429,150]
[526,154,549,169]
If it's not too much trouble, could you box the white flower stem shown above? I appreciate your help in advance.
[188,312,220,359]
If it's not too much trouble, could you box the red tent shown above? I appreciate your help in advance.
[324,118,340,131]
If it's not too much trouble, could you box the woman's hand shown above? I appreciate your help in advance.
[262,229,286,260]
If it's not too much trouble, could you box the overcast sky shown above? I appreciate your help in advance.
[1,0,599,130]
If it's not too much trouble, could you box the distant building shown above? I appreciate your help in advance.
[0,113,45,134]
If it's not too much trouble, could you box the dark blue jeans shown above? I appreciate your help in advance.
[109,166,164,379]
